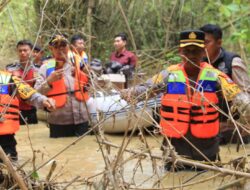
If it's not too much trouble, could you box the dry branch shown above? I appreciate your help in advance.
[101,140,250,179]
[0,147,28,190]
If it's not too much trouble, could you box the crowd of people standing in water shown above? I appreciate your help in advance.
[0,24,250,172]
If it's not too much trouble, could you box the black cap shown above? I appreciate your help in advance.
[33,45,42,52]
[49,34,68,46]
[179,30,205,48]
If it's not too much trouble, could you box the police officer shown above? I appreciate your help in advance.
[35,35,90,138]
[122,30,250,171]
[200,24,250,144]
[6,40,40,125]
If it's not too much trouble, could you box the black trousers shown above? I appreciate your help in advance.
[49,122,89,138]
[20,108,38,125]
[0,134,17,161]
[219,130,250,145]
[162,132,220,171]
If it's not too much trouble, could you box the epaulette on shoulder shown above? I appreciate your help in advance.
[5,62,20,71]
[167,64,180,71]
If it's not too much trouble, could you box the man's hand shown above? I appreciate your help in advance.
[232,92,250,124]
[46,69,64,85]
[42,98,56,112]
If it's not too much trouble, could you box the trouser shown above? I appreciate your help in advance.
[20,108,38,125]
[0,134,17,161]
[161,133,220,171]
[218,122,250,145]
[49,122,89,138]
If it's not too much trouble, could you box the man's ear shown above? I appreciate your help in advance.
[217,39,222,47]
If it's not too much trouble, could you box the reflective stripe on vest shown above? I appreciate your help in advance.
[0,71,20,135]
[46,59,89,108]
[160,62,219,139]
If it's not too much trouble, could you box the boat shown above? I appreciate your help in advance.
[87,90,160,133]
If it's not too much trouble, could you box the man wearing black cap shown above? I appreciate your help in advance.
[35,35,90,138]
[122,30,250,171]
[32,45,45,68]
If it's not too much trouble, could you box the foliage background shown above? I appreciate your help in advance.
[0,0,249,73]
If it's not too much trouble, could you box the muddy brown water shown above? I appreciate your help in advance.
[15,121,250,189]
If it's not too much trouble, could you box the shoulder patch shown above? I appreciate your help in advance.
[6,62,20,71]
[167,64,180,71]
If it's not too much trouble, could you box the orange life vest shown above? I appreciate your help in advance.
[46,59,89,108]
[160,62,219,139]
[0,71,20,135]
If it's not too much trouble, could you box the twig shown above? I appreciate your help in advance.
[117,0,137,52]
[215,177,245,190]
[101,140,250,178]
[61,175,80,190]
[0,147,28,190]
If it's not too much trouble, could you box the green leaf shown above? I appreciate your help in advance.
[31,171,39,180]
[219,5,231,17]
[227,4,239,12]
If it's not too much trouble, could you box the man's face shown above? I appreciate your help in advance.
[50,43,69,63]
[204,33,221,59]
[32,50,44,64]
[73,39,85,53]
[180,45,204,64]
[17,45,32,64]
[114,36,126,51]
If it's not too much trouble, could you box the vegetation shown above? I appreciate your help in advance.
[0,0,249,72]
[0,1,250,189]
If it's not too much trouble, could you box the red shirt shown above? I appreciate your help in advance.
[110,50,137,68]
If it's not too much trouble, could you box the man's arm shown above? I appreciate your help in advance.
[218,71,250,123]
[231,57,250,93]
[129,52,137,68]
[11,76,55,110]
[34,64,52,95]
[121,69,169,101]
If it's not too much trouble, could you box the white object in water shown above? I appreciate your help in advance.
[87,90,160,133]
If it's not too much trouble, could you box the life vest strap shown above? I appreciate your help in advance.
[161,106,189,115]
[4,111,19,116]
[1,104,19,109]
[191,110,218,116]
[162,117,189,123]
[47,89,81,97]
[191,115,219,124]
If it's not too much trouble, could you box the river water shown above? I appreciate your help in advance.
[15,121,250,189]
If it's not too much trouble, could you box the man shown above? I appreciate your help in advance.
[6,40,39,125]
[200,24,250,144]
[32,44,45,68]
[0,70,55,160]
[110,32,137,69]
[110,32,137,87]
[122,30,250,171]
[69,34,88,70]
[35,35,90,138]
